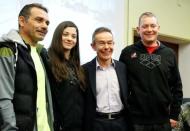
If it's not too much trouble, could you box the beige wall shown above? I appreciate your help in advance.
[179,44,190,97]
[124,0,190,97]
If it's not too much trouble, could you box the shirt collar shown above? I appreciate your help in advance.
[96,57,115,70]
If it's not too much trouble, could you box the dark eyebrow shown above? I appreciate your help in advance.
[35,16,50,25]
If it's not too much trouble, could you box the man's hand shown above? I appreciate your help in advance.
[170,119,178,128]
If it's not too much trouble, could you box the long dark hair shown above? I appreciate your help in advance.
[48,21,85,90]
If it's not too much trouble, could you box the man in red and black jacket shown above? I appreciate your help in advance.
[120,12,183,131]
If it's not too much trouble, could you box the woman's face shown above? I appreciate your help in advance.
[61,27,77,51]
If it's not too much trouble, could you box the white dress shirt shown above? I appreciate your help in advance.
[96,59,123,113]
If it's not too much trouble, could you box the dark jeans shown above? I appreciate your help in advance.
[133,122,172,131]
[92,116,128,131]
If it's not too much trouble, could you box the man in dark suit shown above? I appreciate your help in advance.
[83,27,128,131]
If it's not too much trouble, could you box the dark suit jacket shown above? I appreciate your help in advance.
[82,58,128,131]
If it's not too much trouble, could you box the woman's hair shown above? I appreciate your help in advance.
[48,21,85,90]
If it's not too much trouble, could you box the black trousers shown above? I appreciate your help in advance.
[92,116,128,131]
[54,121,82,131]
[132,122,172,131]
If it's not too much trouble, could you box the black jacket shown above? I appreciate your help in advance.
[0,42,54,131]
[119,40,183,124]
[46,60,85,131]
[0,30,54,131]
[82,58,128,131]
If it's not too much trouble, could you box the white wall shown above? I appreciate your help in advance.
[179,44,190,98]
[0,0,125,64]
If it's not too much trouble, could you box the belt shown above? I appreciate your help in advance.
[95,110,124,120]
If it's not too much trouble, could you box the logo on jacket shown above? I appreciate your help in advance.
[131,52,137,58]
[140,54,161,69]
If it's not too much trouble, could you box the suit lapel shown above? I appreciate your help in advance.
[114,60,127,103]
